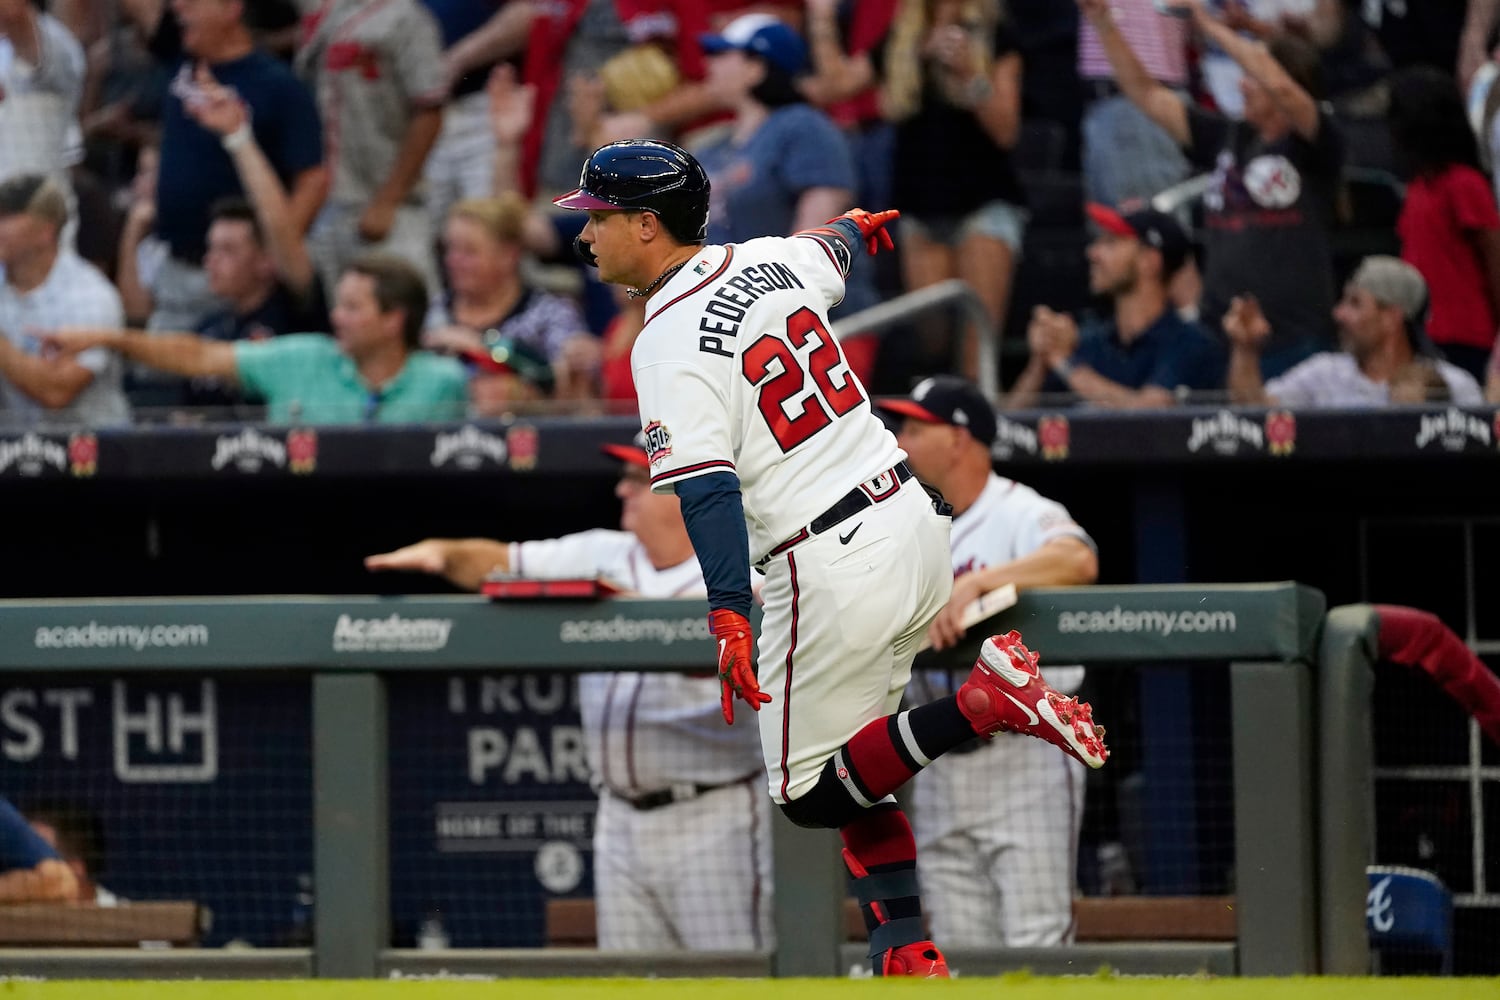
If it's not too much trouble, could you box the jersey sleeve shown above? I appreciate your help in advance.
[510,529,634,579]
[1011,491,1096,556]
[781,232,853,312]
[634,358,738,494]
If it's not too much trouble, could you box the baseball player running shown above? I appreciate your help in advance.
[365,438,772,952]
[880,375,1098,948]
[554,139,1108,977]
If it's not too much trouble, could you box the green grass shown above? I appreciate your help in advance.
[3,978,1498,1000]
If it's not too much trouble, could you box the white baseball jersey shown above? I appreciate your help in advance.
[510,529,764,794]
[631,233,955,805]
[632,235,904,559]
[510,527,772,951]
[911,473,1094,948]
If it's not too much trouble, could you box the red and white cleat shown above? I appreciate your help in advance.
[879,940,950,978]
[956,630,1110,769]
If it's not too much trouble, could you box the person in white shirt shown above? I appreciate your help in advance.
[365,437,772,952]
[1226,255,1484,407]
[879,375,1098,948]
[0,174,128,427]
[0,0,85,184]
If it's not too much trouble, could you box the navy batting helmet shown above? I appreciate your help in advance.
[553,140,711,246]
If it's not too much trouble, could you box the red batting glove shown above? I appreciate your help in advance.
[827,208,900,255]
[709,608,770,725]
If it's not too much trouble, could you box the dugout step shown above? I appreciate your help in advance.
[545,894,1237,947]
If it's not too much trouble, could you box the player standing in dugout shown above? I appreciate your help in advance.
[553,139,1109,978]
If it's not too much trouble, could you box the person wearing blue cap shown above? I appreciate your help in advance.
[690,13,882,378]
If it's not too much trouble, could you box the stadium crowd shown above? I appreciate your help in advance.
[2,0,1500,427]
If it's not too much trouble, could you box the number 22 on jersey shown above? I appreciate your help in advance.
[742,307,866,452]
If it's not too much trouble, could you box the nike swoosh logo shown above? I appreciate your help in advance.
[1000,689,1040,726]
[838,523,862,545]
[718,638,728,664]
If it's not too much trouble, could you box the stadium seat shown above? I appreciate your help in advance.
[1366,865,1454,975]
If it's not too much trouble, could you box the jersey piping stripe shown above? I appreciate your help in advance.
[795,232,842,272]
[641,245,736,331]
[599,673,621,791]
[650,459,736,485]
[623,674,645,792]
[777,552,802,802]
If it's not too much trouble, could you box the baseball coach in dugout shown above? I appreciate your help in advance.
[554,139,1108,977]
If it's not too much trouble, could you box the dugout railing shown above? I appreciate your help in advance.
[0,582,1356,979]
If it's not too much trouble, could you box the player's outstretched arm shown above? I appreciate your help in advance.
[365,538,511,592]
[795,208,901,279]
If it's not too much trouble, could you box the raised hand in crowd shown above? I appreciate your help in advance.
[182,63,248,137]
[1027,306,1081,370]
[566,71,608,150]
[486,63,535,148]
[1222,295,1272,351]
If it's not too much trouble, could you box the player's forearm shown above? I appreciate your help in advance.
[443,538,511,591]
[976,539,1099,593]
[374,109,443,208]
[1227,346,1270,405]
[676,473,753,618]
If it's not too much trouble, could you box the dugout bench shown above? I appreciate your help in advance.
[0,582,1389,979]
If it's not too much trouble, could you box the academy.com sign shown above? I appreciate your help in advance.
[333,614,454,652]
[1057,606,1238,637]
[559,616,708,645]
[34,621,210,651]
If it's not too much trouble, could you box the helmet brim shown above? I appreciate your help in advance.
[552,189,623,212]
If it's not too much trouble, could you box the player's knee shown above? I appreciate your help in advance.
[779,762,864,829]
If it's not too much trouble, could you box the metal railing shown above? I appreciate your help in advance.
[833,278,1000,402]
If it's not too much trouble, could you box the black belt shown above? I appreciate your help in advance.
[756,462,948,569]
[614,775,754,812]
[1083,78,1121,102]
[809,461,914,535]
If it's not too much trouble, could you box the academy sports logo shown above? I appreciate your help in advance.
[0,433,67,477]
[643,421,673,466]
[332,613,454,653]
[1415,407,1492,453]
[211,428,286,473]
[431,425,508,469]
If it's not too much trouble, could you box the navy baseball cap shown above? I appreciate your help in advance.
[700,14,808,76]
[600,430,649,468]
[1087,202,1190,276]
[876,376,997,447]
